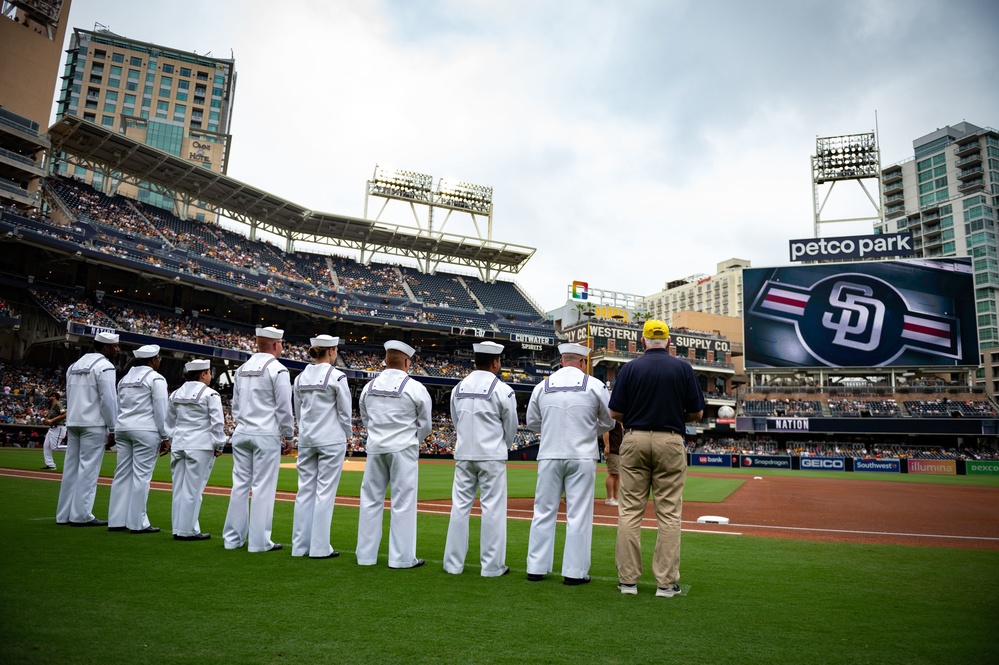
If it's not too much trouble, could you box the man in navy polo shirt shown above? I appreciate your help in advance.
[608,320,704,598]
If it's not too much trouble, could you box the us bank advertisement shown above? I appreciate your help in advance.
[742,259,977,368]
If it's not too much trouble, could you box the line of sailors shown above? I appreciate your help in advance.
[57,326,616,584]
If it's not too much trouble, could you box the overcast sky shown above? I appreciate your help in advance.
[57,0,999,310]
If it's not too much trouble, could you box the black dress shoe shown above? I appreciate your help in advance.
[563,576,591,586]
[40,466,57,471]
[70,518,108,527]
[501,566,511,576]
[312,549,340,559]
[130,526,161,534]
[107,526,128,532]
[264,543,283,552]
[527,573,545,582]
[390,558,425,569]
[173,533,211,541]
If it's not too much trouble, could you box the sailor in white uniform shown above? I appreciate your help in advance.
[167,358,225,541]
[56,331,120,527]
[292,335,352,559]
[223,326,295,553]
[443,341,518,577]
[525,342,615,585]
[356,340,432,569]
[108,344,170,533]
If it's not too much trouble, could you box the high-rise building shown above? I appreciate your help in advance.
[641,258,749,327]
[54,25,236,220]
[0,1,72,210]
[876,121,999,392]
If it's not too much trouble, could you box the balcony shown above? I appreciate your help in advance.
[882,168,903,184]
[884,193,905,204]
[883,179,904,195]
[955,140,981,157]
[959,178,986,193]
[957,153,983,168]
[957,166,984,180]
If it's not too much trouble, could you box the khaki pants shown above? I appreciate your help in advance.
[615,430,686,587]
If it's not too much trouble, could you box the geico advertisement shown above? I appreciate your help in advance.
[799,456,845,471]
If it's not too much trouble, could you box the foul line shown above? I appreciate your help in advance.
[4,468,996,544]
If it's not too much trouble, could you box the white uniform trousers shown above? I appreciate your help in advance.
[43,426,65,469]
[356,445,420,568]
[443,460,508,576]
[108,429,161,530]
[55,426,107,524]
[170,449,216,537]
[292,445,346,557]
[223,434,282,552]
[527,459,597,580]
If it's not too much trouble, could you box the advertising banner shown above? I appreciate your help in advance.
[765,417,810,432]
[799,456,846,471]
[966,460,999,475]
[788,232,914,262]
[854,458,901,473]
[907,459,956,475]
[740,455,791,469]
[743,259,977,368]
[690,453,732,467]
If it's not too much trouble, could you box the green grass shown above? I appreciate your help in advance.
[0,449,743,502]
[1,476,996,664]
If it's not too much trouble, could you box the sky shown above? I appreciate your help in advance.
[54,0,999,311]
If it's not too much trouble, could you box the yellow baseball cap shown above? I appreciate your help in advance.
[643,320,670,339]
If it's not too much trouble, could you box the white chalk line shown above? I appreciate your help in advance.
[5,468,995,544]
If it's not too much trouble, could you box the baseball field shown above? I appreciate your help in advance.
[1,448,997,664]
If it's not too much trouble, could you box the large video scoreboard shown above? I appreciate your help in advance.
[742,258,977,369]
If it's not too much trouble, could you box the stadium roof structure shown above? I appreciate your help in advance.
[47,116,536,276]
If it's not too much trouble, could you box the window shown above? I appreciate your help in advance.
[933,153,946,166]
[173,104,186,122]
[101,115,114,127]
[93,49,106,60]
[212,87,223,97]
[180,67,191,78]
[112,52,124,63]
[156,100,168,119]
[130,56,143,66]
[917,158,932,171]
[176,92,188,102]
[178,79,189,90]
[162,63,174,74]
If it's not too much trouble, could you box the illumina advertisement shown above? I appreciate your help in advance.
[742,258,977,369]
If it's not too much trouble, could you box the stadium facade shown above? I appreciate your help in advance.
[876,122,999,393]
[53,25,236,220]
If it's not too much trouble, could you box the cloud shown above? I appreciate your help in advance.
[58,0,999,312]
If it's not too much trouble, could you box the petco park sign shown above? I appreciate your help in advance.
[788,232,914,262]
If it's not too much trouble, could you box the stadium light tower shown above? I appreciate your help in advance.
[364,164,499,276]
[811,131,883,237]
